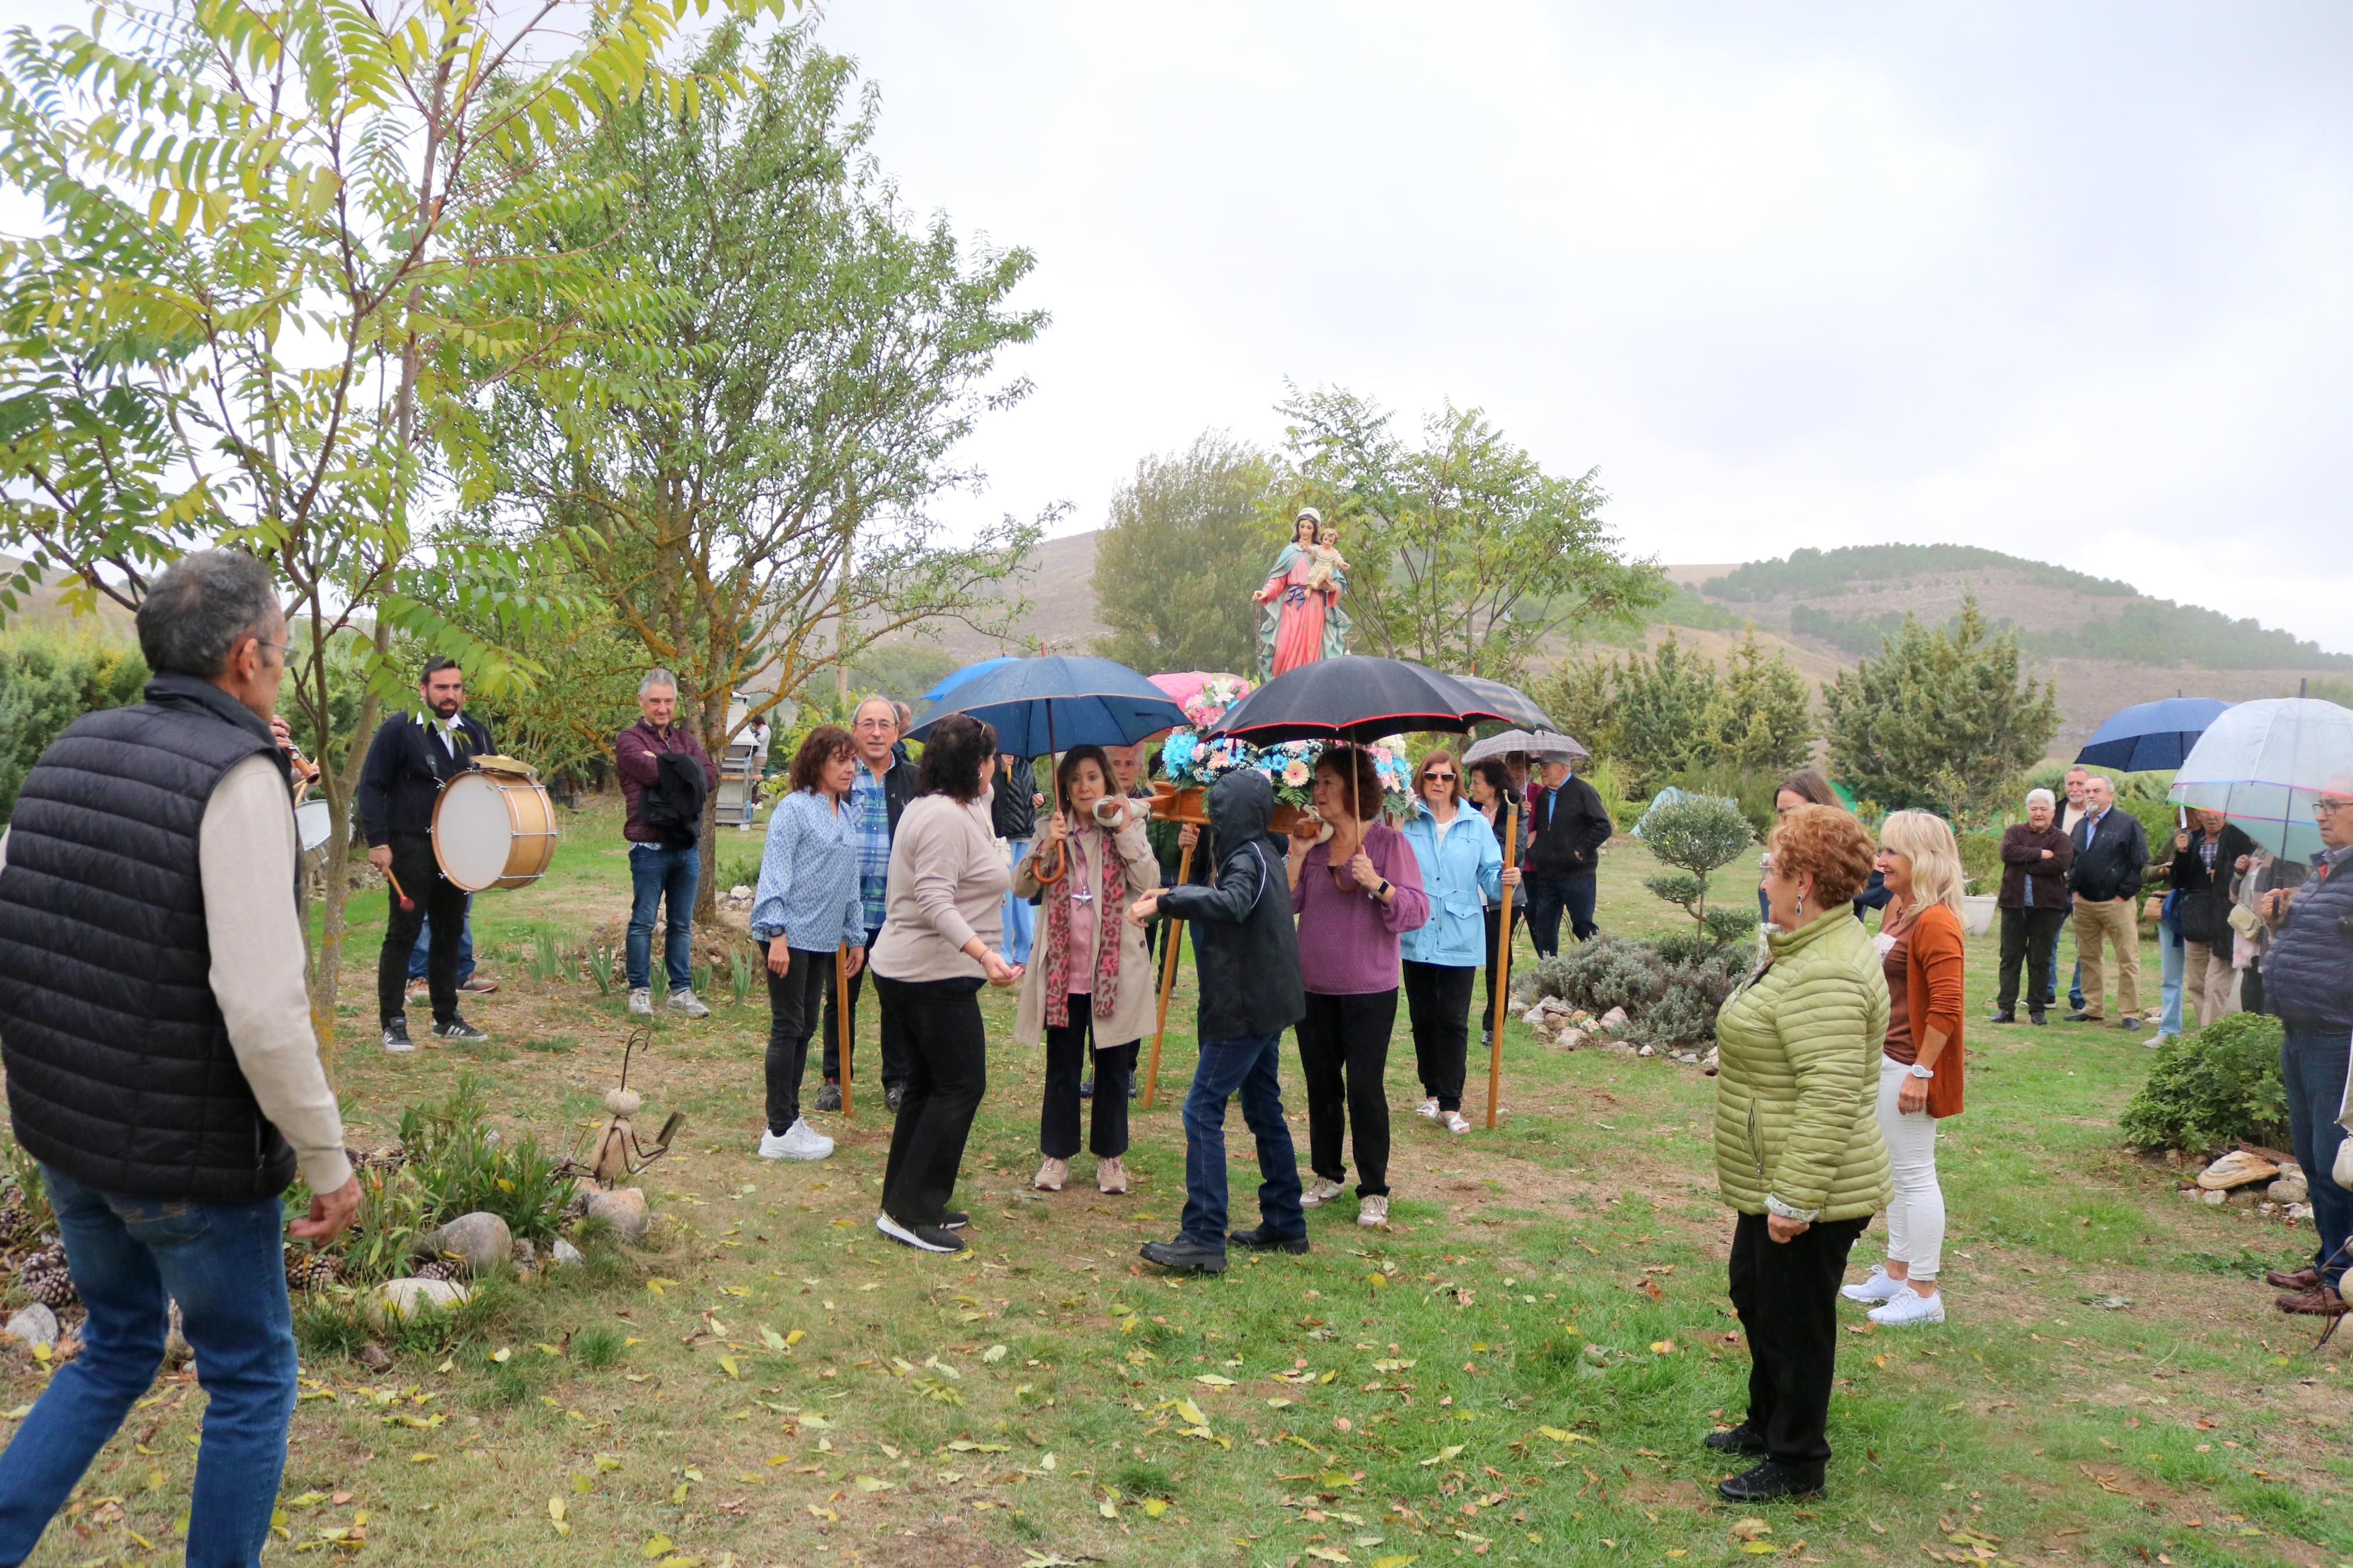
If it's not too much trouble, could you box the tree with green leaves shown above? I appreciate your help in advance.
[1717,630,1815,775]
[0,0,776,1037]
[477,19,1046,916]
[1637,792,1758,944]
[1091,433,1282,676]
[1276,385,1664,680]
[1609,634,1722,790]
[1822,595,2060,813]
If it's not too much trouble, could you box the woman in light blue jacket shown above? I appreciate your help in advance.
[1397,749,1514,1133]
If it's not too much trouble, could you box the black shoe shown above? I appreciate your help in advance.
[885,1086,905,1113]
[432,1016,487,1041]
[939,1210,971,1231]
[1078,1074,1094,1100]
[875,1213,967,1254]
[382,1018,414,1053]
[1139,1238,1228,1274]
[1716,1459,1822,1502]
[2118,1016,2142,1031]
[2029,1009,2047,1026]
[1703,1422,1768,1456]
[2063,1010,2099,1023]
[1989,1009,2015,1025]
[815,1081,841,1113]
[1229,1224,1309,1254]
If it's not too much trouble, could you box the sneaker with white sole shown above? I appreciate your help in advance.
[1444,1111,1471,1135]
[758,1119,833,1162]
[1096,1156,1128,1194]
[875,1212,967,1254]
[666,987,711,1018]
[1840,1264,1905,1304]
[1866,1288,1945,1326]
[1033,1157,1068,1192]
[1300,1177,1345,1209]
[2143,1032,2174,1050]
[1415,1097,1441,1121]
[627,988,653,1016]
[1357,1195,1390,1226]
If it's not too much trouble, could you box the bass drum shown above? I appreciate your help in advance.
[432,770,558,892]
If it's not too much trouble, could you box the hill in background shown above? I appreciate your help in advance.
[867,534,2345,759]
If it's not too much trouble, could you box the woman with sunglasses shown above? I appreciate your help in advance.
[1399,750,1514,1133]
[1466,759,1529,1044]
[1284,746,1429,1226]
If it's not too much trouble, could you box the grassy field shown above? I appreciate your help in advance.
[8,797,2351,1568]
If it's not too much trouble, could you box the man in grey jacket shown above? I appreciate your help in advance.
[1127,771,1308,1273]
[0,549,356,1564]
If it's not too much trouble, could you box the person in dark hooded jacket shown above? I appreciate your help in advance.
[1126,770,1308,1272]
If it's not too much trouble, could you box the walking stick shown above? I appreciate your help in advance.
[1142,838,1195,1110]
[836,942,853,1118]
[1485,801,1519,1130]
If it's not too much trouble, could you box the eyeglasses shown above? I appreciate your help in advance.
[1424,771,1456,783]
[254,638,290,662]
[2315,798,2352,817]
[853,719,895,732]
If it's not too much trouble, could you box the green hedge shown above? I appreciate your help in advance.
[0,632,148,826]
[2120,1013,2288,1155]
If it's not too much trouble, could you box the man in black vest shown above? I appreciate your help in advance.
[1522,756,1613,958]
[0,549,356,1562]
[356,656,494,1050]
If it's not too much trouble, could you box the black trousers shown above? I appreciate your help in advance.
[1482,904,1520,1027]
[1296,989,1397,1198]
[1996,905,2066,1012]
[378,833,467,1027]
[1401,961,1476,1112]
[762,944,834,1134]
[1726,1210,1869,1478]
[822,925,910,1094]
[1040,992,1134,1159]
[874,974,987,1227]
[1522,872,1597,958]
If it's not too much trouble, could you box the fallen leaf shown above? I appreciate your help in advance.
[1195,1373,1236,1387]
[718,1356,741,1380]
[643,1535,675,1559]
[758,1329,787,1352]
[852,1475,893,1492]
[1419,1445,1464,1467]
[983,1345,1008,1363]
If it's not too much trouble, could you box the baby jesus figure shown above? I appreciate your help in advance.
[1303,524,1348,593]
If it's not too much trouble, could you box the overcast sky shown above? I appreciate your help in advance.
[3,3,2345,650]
[806,1,2353,652]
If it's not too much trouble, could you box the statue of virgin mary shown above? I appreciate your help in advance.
[1253,506,1351,680]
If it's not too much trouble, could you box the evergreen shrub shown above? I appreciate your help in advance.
[2120,1013,2289,1155]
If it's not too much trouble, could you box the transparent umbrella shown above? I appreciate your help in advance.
[2167,698,2353,863]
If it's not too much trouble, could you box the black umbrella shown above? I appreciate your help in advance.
[1207,655,1511,749]
[1449,673,1556,732]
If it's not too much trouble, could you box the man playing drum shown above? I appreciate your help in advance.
[357,656,495,1052]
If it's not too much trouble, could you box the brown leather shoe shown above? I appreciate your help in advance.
[2267,1266,2323,1291]
[2275,1285,2348,1317]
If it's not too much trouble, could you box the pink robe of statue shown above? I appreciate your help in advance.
[1256,545,1329,678]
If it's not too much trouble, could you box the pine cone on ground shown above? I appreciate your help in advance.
[557,1193,590,1228]
[18,1243,74,1310]
[510,1238,537,1267]
[414,1258,463,1283]
[286,1250,342,1292]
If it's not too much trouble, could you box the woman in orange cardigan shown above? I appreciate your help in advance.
[1842,809,1967,1327]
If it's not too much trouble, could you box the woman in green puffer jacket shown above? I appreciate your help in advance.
[1705,804,1891,1506]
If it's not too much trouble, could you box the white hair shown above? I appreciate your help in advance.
[2086,775,2113,793]
[638,669,677,698]
[2026,788,2054,808]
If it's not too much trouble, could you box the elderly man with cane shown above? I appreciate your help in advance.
[0,549,357,1566]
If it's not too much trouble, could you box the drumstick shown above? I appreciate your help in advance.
[385,867,414,912]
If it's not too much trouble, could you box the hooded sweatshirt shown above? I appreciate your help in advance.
[1159,771,1306,1041]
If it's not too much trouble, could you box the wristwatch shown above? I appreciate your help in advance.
[1375,880,1393,900]
[1907,1063,1934,1080]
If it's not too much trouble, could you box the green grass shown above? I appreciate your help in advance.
[12,797,2350,1567]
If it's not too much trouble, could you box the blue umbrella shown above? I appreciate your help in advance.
[2075,696,2232,773]
[922,655,1019,702]
[906,655,1187,758]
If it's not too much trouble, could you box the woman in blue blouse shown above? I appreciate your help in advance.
[1399,749,1514,1133]
[749,726,869,1162]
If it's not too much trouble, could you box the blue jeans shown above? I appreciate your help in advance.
[1179,1033,1304,1250]
[2281,1026,2353,1286]
[627,844,700,991]
[0,1166,294,1567]
[1002,840,1035,968]
[408,901,475,985]
[1522,872,1597,959]
[2155,921,2184,1038]
[2040,916,2082,1009]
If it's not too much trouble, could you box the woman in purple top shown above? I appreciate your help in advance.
[1284,746,1430,1227]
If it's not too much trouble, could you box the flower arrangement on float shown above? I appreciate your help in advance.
[1155,731,1415,817]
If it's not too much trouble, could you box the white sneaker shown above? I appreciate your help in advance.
[1840,1264,1905,1304]
[666,988,711,1018]
[1415,1097,1440,1120]
[759,1119,834,1161]
[1867,1288,1946,1326]
[1444,1111,1471,1135]
[1300,1177,1345,1209]
[1033,1157,1068,1193]
[627,988,652,1016]
[1357,1195,1390,1226]
[2142,1032,2173,1050]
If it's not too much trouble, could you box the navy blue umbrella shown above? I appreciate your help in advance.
[2075,696,2232,773]
[906,655,1186,758]
[923,655,1018,702]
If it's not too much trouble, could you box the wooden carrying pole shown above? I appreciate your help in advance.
[1141,837,1195,1110]
[1485,801,1520,1130]
[836,943,853,1117]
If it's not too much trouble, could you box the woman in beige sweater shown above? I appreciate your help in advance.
[1013,745,1160,1196]
[869,714,1023,1255]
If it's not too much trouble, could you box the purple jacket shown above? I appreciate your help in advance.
[1291,821,1431,995]
[617,720,717,844]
